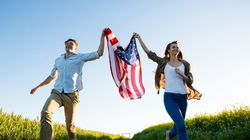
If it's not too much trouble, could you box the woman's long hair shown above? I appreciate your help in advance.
[164,41,183,60]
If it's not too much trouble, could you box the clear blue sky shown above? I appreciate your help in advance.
[1,0,250,138]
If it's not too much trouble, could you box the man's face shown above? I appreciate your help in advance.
[65,41,77,53]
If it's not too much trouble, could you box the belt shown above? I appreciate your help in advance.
[165,92,187,96]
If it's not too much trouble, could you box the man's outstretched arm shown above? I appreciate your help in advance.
[30,76,54,95]
[97,28,107,56]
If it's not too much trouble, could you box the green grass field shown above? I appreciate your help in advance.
[1,105,250,140]
[0,109,128,140]
[132,104,250,140]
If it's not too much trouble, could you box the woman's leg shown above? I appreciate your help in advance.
[164,93,189,140]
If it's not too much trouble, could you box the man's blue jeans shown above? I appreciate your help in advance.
[164,92,189,140]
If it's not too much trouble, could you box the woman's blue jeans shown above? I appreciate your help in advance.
[164,92,189,140]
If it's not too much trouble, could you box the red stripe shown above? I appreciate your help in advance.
[110,37,119,46]
[130,64,140,94]
[137,59,145,94]
[119,85,130,99]
[119,62,144,99]
[114,55,126,83]
[107,42,125,87]
[125,64,139,99]
[105,28,112,35]
[106,28,145,100]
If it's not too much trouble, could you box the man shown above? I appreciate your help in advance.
[30,28,107,140]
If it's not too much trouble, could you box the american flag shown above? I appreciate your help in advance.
[105,28,145,100]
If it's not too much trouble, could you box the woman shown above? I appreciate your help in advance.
[133,33,202,140]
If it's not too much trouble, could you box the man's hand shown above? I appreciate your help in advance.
[30,87,39,95]
[29,76,54,95]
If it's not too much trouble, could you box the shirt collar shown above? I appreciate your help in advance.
[61,53,77,58]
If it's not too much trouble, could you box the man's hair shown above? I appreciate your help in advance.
[65,39,78,48]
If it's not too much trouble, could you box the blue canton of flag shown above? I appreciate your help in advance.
[114,37,139,66]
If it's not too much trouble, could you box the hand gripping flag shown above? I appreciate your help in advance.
[105,28,145,100]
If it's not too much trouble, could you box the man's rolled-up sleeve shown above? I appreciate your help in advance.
[49,67,58,79]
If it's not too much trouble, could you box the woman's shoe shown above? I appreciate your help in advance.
[166,131,171,140]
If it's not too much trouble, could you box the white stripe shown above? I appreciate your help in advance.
[126,65,137,99]
[118,55,144,99]
[135,60,144,94]
[107,33,121,50]
[106,29,145,100]
[107,40,120,86]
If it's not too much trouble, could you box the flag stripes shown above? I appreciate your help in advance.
[105,28,145,100]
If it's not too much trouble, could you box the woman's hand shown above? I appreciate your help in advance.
[132,32,149,54]
[175,67,189,81]
[175,67,182,75]
[133,32,141,39]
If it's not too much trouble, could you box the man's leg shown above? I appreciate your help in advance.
[40,90,62,140]
[62,91,80,140]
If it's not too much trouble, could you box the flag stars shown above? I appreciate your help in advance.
[114,38,140,66]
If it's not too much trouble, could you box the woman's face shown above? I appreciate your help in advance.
[168,43,180,56]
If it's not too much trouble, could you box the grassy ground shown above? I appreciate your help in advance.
[132,105,250,140]
[1,105,249,140]
[0,109,128,140]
